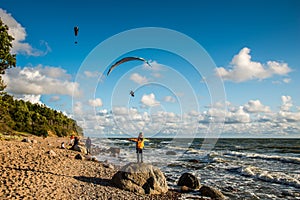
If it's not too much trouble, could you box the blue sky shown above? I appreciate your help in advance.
[1,0,299,138]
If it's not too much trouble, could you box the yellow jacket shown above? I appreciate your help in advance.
[129,138,149,149]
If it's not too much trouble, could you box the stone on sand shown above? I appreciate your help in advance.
[111,162,168,195]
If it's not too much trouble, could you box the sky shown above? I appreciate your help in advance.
[0,0,299,138]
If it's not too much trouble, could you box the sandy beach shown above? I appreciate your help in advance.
[0,136,181,200]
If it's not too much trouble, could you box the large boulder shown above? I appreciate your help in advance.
[111,162,168,195]
[199,185,226,200]
[107,147,120,157]
[177,172,201,189]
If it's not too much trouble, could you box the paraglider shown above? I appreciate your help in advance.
[74,26,79,44]
[106,56,151,76]
[130,90,135,97]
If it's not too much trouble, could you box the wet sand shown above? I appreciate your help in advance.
[0,136,181,200]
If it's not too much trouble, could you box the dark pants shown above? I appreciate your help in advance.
[86,146,91,154]
[136,148,143,163]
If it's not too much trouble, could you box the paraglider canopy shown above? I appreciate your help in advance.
[106,56,151,76]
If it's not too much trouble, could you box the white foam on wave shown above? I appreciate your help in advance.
[237,166,300,188]
[224,151,300,164]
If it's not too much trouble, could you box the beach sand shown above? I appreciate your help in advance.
[0,136,181,200]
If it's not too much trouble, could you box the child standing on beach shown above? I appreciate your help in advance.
[128,132,149,163]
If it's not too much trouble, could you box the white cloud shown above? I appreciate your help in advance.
[72,95,300,137]
[243,100,271,113]
[277,96,300,123]
[141,93,160,107]
[278,111,300,122]
[0,8,50,56]
[216,47,291,82]
[3,65,80,97]
[73,102,83,115]
[283,78,291,83]
[84,70,102,78]
[146,61,165,78]
[129,73,149,84]
[280,95,292,112]
[88,98,103,107]
[163,96,176,103]
[113,106,131,115]
[14,94,42,105]
[144,60,164,71]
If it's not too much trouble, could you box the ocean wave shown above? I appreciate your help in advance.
[234,166,300,188]
[224,151,300,164]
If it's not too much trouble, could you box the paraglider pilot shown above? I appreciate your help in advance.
[74,26,79,44]
[130,90,135,97]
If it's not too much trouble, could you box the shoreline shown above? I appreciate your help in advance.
[0,136,181,199]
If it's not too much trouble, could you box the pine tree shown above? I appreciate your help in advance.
[0,18,16,92]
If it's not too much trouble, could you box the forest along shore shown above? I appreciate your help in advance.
[0,136,180,200]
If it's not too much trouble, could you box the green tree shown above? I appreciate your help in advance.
[0,18,16,92]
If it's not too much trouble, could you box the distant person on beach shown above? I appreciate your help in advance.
[85,137,92,155]
[128,132,149,163]
[70,136,80,150]
[69,135,75,146]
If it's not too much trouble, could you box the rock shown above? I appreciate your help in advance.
[72,145,87,155]
[111,162,168,195]
[177,172,200,189]
[199,185,226,200]
[166,151,177,155]
[47,150,56,157]
[91,157,97,162]
[85,155,92,160]
[108,147,120,157]
[75,154,84,160]
[21,138,31,143]
[188,159,199,163]
[31,140,38,144]
[103,163,114,169]
[180,185,192,193]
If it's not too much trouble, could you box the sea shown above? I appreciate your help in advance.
[91,138,300,199]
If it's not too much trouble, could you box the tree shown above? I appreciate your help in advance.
[0,18,16,92]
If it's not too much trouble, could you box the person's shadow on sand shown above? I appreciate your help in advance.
[6,167,111,187]
[74,176,111,186]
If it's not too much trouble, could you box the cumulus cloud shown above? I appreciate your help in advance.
[0,8,50,56]
[73,101,83,115]
[88,98,103,107]
[243,100,271,113]
[72,95,300,137]
[141,93,160,107]
[13,94,43,104]
[3,65,80,97]
[163,96,176,103]
[280,96,292,112]
[216,47,291,82]
[129,73,149,84]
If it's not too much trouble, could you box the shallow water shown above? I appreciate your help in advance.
[93,138,300,199]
